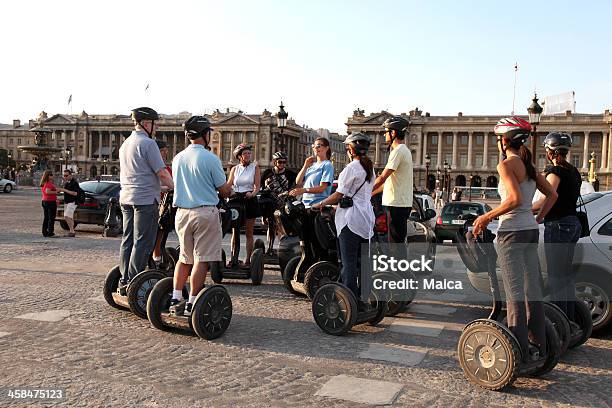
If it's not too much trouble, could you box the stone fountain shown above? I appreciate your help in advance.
[18,125,61,174]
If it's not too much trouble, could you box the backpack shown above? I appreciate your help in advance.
[76,186,86,205]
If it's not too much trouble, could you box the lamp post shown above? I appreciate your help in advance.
[468,174,474,202]
[63,147,71,172]
[424,153,431,192]
[527,93,543,165]
[7,152,12,168]
[102,158,108,175]
[443,160,451,203]
[276,101,288,154]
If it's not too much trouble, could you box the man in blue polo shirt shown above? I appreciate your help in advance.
[169,116,232,316]
[118,107,174,294]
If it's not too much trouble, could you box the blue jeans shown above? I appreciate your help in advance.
[119,204,158,284]
[544,215,581,321]
[338,226,368,300]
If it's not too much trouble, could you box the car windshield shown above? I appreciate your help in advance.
[442,203,483,217]
[578,192,603,206]
[79,181,117,194]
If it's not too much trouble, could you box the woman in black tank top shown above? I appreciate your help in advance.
[532,132,582,324]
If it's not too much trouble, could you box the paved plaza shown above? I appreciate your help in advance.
[0,188,611,407]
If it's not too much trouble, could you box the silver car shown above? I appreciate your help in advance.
[464,191,612,332]
[0,177,16,193]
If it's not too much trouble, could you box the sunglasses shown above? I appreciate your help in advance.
[312,144,325,149]
[277,160,287,164]
[63,175,70,177]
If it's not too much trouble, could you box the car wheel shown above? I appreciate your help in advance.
[576,273,612,333]
[4,184,12,193]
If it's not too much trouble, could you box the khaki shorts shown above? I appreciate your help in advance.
[64,202,77,219]
[175,206,222,264]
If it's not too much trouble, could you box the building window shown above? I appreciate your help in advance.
[431,135,438,145]
[461,135,468,145]
[573,135,580,145]
[571,154,581,168]
[446,135,453,145]
[444,153,453,167]
[71,132,75,140]
[460,154,468,168]
[17,138,21,145]
[247,132,256,143]
[476,135,483,145]
[475,154,483,167]
[490,134,497,145]
[490,154,499,167]
[222,132,231,144]
[430,153,438,168]
[222,148,231,162]
[538,154,546,170]
[9,138,13,145]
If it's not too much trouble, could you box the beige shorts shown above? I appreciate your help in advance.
[64,202,77,219]
[175,206,222,264]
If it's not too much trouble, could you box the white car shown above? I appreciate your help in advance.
[0,178,16,193]
[415,194,437,228]
[463,191,612,332]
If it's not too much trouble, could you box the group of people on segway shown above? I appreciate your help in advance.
[104,105,592,390]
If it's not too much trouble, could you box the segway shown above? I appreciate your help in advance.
[281,200,340,298]
[103,191,179,319]
[146,277,232,340]
[312,282,388,336]
[455,214,562,391]
[209,192,265,285]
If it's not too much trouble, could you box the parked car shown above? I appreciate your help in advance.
[0,177,16,193]
[416,194,437,228]
[56,180,121,231]
[435,201,492,243]
[464,191,612,332]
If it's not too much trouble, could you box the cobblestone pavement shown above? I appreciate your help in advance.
[0,188,611,407]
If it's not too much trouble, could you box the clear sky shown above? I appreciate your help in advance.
[1,0,610,133]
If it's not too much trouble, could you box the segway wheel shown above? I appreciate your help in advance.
[458,319,520,391]
[373,272,412,317]
[367,293,388,327]
[103,265,127,310]
[569,299,593,348]
[191,285,233,340]
[254,239,265,252]
[210,250,226,284]
[543,302,571,354]
[530,318,561,377]
[146,277,174,331]
[282,256,303,296]
[127,270,167,319]
[312,283,358,336]
[250,248,265,285]
[304,261,340,299]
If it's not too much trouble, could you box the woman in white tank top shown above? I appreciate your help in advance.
[227,144,261,268]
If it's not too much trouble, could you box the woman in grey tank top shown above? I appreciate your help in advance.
[472,117,558,363]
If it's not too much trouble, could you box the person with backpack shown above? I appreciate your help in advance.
[61,169,81,237]
[532,132,583,327]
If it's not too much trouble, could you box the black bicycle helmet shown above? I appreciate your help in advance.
[131,107,159,122]
[183,116,213,140]
[343,132,371,156]
[156,139,168,150]
[233,143,252,159]
[493,116,532,144]
[543,132,572,154]
[272,151,288,161]
[382,116,410,133]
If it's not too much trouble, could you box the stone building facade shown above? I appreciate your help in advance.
[346,108,612,191]
[0,120,36,166]
[13,109,305,177]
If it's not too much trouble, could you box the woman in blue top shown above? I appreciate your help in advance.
[290,137,334,204]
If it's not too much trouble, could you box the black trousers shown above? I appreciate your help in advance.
[42,201,57,236]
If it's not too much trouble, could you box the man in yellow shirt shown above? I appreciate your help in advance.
[372,116,413,243]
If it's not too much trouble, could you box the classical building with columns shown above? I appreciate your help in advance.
[346,108,612,191]
[21,109,304,177]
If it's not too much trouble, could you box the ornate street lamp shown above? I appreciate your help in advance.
[443,160,451,202]
[424,153,431,192]
[527,93,543,164]
[63,146,72,172]
[103,158,108,175]
[276,101,288,154]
